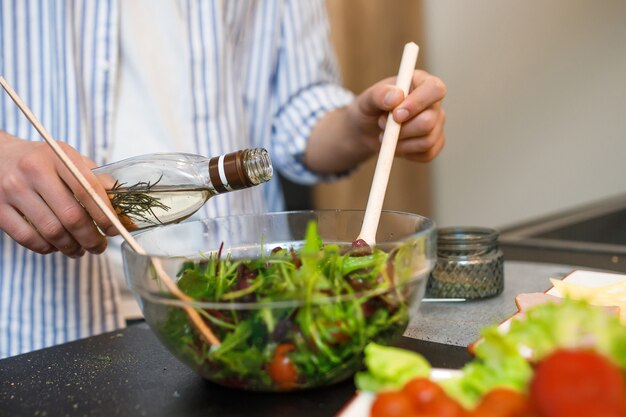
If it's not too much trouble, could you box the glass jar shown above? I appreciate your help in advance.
[426,227,504,299]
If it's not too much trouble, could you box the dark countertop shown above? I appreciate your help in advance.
[0,323,471,417]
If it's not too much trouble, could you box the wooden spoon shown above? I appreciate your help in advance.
[357,42,420,246]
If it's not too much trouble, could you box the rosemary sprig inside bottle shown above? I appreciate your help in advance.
[107,175,171,230]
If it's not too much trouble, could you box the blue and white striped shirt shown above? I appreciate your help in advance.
[0,0,354,358]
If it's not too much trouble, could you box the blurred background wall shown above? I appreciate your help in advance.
[320,0,626,229]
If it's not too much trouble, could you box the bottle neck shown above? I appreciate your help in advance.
[207,148,273,193]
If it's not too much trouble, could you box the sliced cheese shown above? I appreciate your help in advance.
[550,278,626,323]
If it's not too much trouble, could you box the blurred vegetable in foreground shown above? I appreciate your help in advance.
[357,298,626,415]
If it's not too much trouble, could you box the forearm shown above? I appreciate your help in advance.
[303,107,377,174]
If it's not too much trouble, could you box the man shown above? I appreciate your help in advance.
[0,0,446,358]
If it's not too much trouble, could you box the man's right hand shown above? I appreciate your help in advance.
[0,131,119,257]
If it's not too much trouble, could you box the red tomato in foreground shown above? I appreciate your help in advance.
[371,391,417,417]
[547,402,626,417]
[422,396,467,417]
[530,349,626,417]
[402,377,447,411]
[468,387,532,417]
[396,377,466,417]
[268,343,298,390]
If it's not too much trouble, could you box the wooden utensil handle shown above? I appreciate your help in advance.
[358,42,420,246]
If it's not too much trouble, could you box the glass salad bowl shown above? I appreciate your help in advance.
[121,210,436,391]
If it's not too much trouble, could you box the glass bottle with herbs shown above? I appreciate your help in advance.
[92,148,272,231]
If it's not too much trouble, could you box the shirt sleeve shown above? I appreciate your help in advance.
[270,0,355,185]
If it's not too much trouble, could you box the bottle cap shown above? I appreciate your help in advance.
[208,148,273,192]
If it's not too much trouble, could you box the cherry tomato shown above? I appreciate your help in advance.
[422,396,467,417]
[470,387,532,417]
[370,391,417,417]
[322,320,350,345]
[548,402,626,417]
[268,343,298,390]
[530,349,626,417]
[402,377,447,411]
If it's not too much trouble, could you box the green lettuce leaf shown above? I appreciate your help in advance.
[354,342,431,392]
[446,297,626,407]
[493,297,626,367]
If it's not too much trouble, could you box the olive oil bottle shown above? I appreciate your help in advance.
[92,148,272,231]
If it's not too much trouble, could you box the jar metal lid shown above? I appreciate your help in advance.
[437,227,499,252]
[437,226,499,243]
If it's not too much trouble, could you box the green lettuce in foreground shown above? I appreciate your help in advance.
[355,298,626,408]
[489,297,626,367]
[354,342,431,392]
